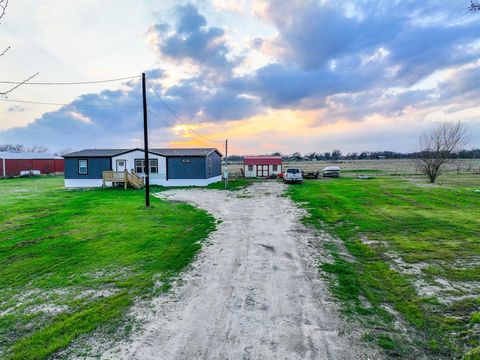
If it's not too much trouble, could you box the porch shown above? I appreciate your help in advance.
[102,171,144,189]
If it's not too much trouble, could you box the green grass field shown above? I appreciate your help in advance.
[0,176,215,359]
[288,175,480,359]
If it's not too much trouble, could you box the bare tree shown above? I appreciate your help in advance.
[415,122,469,183]
[0,0,38,97]
[56,148,73,156]
[469,0,480,12]
[27,145,49,153]
[331,149,342,161]
[0,143,24,152]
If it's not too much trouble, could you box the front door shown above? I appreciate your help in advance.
[256,165,269,177]
[116,159,126,172]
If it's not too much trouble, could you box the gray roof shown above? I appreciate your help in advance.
[151,148,221,157]
[0,152,62,159]
[63,149,132,157]
[63,148,222,158]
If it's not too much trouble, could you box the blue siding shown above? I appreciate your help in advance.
[206,151,222,178]
[64,157,111,179]
[167,157,206,179]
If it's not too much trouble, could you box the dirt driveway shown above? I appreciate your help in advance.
[101,182,381,359]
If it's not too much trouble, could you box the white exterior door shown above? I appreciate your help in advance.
[116,159,126,172]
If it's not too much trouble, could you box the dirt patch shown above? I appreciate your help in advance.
[359,236,480,306]
[77,182,382,359]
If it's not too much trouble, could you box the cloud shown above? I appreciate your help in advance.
[221,0,480,123]
[147,4,235,72]
[0,75,176,150]
[2,2,480,153]
[161,76,263,121]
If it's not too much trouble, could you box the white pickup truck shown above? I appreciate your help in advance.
[283,168,303,184]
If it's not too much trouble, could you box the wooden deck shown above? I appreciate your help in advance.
[102,171,144,189]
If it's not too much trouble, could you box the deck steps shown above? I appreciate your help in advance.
[102,171,144,189]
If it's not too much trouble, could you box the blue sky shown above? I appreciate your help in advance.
[0,0,479,154]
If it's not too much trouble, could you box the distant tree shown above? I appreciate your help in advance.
[468,0,480,12]
[0,0,38,97]
[302,152,316,160]
[0,143,24,152]
[291,152,301,160]
[331,149,342,160]
[27,145,49,153]
[324,152,331,160]
[55,148,73,156]
[415,122,468,183]
[271,152,282,156]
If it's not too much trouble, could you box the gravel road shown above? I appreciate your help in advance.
[101,182,381,360]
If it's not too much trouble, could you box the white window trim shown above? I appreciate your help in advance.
[78,159,88,175]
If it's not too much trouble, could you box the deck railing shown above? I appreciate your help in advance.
[102,170,144,189]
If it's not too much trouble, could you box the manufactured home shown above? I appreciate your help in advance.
[63,148,222,188]
[0,152,64,177]
[243,156,282,178]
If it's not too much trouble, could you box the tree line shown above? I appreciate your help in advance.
[228,149,480,162]
[0,144,72,156]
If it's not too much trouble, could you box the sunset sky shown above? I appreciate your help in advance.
[1,0,479,155]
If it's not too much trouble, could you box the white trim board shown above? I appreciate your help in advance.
[64,179,104,188]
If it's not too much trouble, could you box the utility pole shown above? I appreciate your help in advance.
[224,139,228,189]
[142,73,150,207]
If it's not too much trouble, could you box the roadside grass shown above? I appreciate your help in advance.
[0,176,215,359]
[150,178,254,193]
[287,175,480,358]
[206,178,255,190]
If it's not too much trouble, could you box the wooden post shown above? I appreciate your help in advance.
[224,139,228,189]
[142,73,150,207]
[124,170,127,189]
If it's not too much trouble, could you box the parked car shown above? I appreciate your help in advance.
[323,166,340,178]
[302,170,319,179]
[283,168,303,183]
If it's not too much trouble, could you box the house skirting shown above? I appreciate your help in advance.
[65,179,104,188]
[64,175,222,188]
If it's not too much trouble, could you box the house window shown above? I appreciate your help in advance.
[181,158,191,163]
[149,159,158,174]
[78,159,88,175]
[135,159,145,173]
[135,159,158,173]
[272,165,278,171]
[208,158,212,174]
[248,165,253,171]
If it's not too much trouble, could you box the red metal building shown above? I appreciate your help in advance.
[0,152,64,177]
[243,156,283,178]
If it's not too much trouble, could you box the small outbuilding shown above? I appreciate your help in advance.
[243,156,282,178]
[0,152,64,178]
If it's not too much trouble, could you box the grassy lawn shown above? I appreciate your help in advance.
[0,176,215,359]
[288,175,480,359]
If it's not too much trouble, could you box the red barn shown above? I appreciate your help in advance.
[243,156,282,178]
[0,152,64,177]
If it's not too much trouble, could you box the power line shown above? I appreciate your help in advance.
[147,109,176,128]
[0,75,140,86]
[0,98,142,108]
[148,109,217,148]
[145,79,224,144]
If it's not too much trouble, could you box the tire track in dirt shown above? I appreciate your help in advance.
[99,182,382,359]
